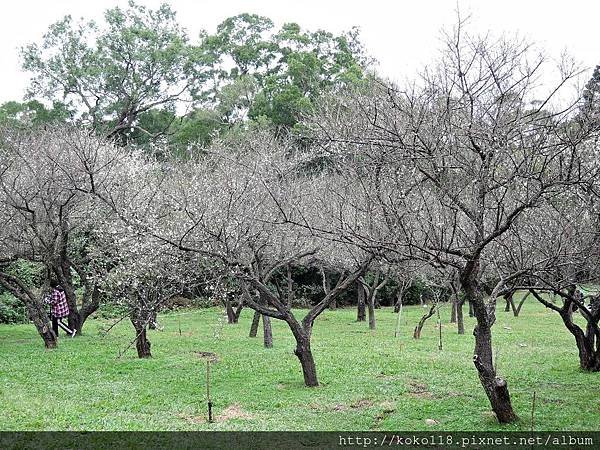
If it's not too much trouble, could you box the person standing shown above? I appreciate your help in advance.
[46,283,76,337]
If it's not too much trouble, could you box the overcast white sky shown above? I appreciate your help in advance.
[0,0,598,103]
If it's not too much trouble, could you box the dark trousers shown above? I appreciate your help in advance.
[52,316,74,336]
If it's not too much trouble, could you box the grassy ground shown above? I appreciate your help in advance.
[0,298,599,431]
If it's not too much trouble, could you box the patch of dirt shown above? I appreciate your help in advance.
[332,404,348,412]
[379,400,396,413]
[216,404,254,422]
[176,413,206,425]
[371,401,396,430]
[316,398,377,413]
[193,351,219,362]
[407,380,434,399]
[351,399,374,409]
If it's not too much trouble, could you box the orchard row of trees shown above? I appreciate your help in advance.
[1,3,599,425]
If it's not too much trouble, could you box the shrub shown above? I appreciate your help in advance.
[0,293,29,324]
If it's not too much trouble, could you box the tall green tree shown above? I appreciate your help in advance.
[201,14,372,130]
[0,100,72,128]
[21,1,204,144]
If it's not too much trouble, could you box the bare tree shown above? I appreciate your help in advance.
[81,129,371,386]
[304,21,596,422]
[0,127,118,344]
[500,183,600,371]
[359,268,390,330]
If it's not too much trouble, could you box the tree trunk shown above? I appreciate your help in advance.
[77,285,101,334]
[374,296,381,309]
[54,237,85,336]
[414,303,436,339]
[471,314,516,423]
[562,300,600,372]
[360,273,386,328]
[510,292,528,317]
[54,255,100,336]
[457,299,465,335]
[61,277,82,335]
[147,309,158,329]
[357,283,366,322]
[0,274,57,348]
[530,289,600,372]
[450,298,457,323]
[262,314,273,348]
[581,300,600,371]
[468,301,474,317]
[286,263,294,308]
[321,266,337,310]
[574,330,600,371]
[367,291,376,330]
[394,301,403,338]
[130,316,151,358]
[243,258,370,388]
[26,302,58,349]
[462,260,517,423]
[293,337,319,387]
[249,311,260,338]
[504,294,512,312]
[225,297,236,324]
[393,292,403,313]
[233,300,244,323]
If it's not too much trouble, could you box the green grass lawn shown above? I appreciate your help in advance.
[0,298,599,431]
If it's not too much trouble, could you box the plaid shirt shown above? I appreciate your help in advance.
[46,289,70,318]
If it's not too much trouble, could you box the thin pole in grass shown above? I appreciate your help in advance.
[437,306,443,351]
[394,301,403,338]
[530,391,537,433]
[195,352,219,423]
[206,360,213,423]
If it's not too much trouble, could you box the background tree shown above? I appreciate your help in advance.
[201,13,371,131]
[21,1,200,145]
[0,100,72,128]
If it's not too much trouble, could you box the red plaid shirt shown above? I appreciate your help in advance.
[47,289,70,318]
